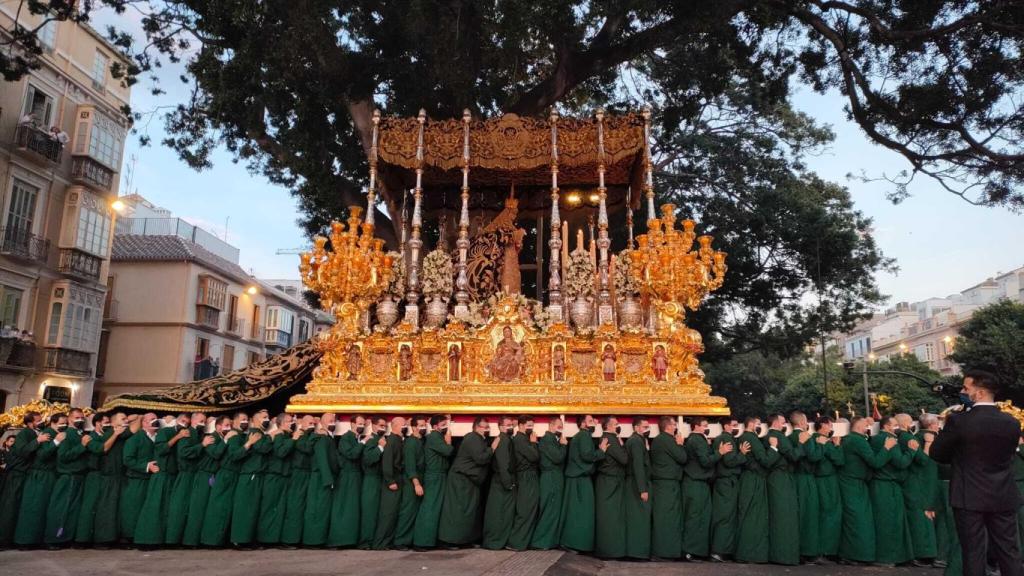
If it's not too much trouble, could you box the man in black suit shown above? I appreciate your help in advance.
[931,369,1023,576]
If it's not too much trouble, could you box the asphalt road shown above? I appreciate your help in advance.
[0,548,941,576]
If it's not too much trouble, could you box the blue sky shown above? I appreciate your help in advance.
[103,12,1024,307]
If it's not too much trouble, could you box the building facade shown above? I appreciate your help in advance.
[839,266,1024,376]
[98,205,324,403]
[0,11,132,410]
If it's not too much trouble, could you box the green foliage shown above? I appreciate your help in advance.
[950,299,1024,404]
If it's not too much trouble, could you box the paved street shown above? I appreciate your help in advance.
[0,548,940,575]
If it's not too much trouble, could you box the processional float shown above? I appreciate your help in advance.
[286,108,730,416]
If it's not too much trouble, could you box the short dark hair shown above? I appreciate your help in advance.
[216,415,232,426]
[719,416,738,426]
[964,368,1002,393]
[518,415,533,426]
[576,415,589,428]
[658,416,675,429]
[601,416,617,430]
[472,416,489,428]
[412,415,428,427]
[371,416,387,426]
[632,416,647,428]
[49,413,64,424]
[689,417,708,428]
[430,415,446,427]
[815,416,833,428]
[767,413,784,425]
[22,411,40,426]
[744,415,760,428]
[349,415,364,424]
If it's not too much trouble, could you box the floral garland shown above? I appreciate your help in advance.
[421,249,454,300]
[565,250,596,300]
[384,251,405,299]
[614,249,639,298]
[452,290,555,332]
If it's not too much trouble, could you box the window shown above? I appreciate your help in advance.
[6,179,39,234]
[74,201,111,257]
[197,276,227,309]
[247,351,261,366]
[46,302,62,345]
[46,301,99,352]
[39,20,57,52]
[265,306,294,333]
[251,305,260,338]
[227,295,238,331]
[87,118,123,168]
[298,319,310,343]
[913,342,935,364]
[22,85,55,126]
[222,345,235,372]
[0,286,24,329]
[91,51,108,89]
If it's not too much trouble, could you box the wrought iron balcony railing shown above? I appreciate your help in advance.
[71,156,115,194]
[264,328,292,348]
[58,248,103,282]
[42,347,92,377]
[0,337,37,372]
[0,227,49,264]
[14,124,63,163]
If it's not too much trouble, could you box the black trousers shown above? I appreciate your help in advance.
[953,507,1023,576]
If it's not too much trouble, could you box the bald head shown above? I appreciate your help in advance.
[895,413,914,431]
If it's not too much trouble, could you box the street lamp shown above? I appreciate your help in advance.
[246,285,259,296]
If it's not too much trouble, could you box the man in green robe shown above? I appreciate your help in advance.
[897,412,938,566]
[788,411,822,563]
[303,413,340,547]
[838,416,896,564]
[683,417,730,560]
[281,414,315,546]
[870,415,916,566]
[257,413,296,546]
[326,414,364,548]
[594,416,628,559]
[625,417,653,560]
[736,415,780,563]
[72,413,108,545]
[482,415,516,550]
[812,417,844,559]
[135,414,189,546]
[764,413,802,566]
[120,413,160,544]
[530,417,566,550]
[558,414,608,553]
[44,409,92,546]
[373,416,406,549]
[508,415,539,550]
[439,416,495,546]
[200,412,246,547]
[230,410,272,546]
[164,413,206,545]
[931,414,958,573]
[0,410,47,546]
[183,415,229,547]
[412,415,454,548]
[14,413,63,546]
[649,415,687,560]
[358,416,387,548]
[92,412,135,546]
[395,415,427,549]
[710,416,749,562]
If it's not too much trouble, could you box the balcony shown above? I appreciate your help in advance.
[191,357,221,381]
[196,304,220,329]
[0,337,37,372]
[250,325,265,342]
[264,328,291,348]
[42,347,92,377]
[71,156,115,194]
[0,227,49,264]
[14,124,63,164]
[103,299,119,321]
[227,317,247,337]
[58,248,103,282]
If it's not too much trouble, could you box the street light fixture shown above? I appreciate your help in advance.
[246,286,259,296]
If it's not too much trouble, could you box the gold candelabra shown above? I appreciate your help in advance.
[300,206,393,336]
[631,203,727,332]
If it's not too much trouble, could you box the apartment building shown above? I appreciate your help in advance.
[839,265,1024,376]
[0,10,132,410]
[97,198,324,403]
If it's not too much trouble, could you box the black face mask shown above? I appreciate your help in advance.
[504,427,514,435]
[524,427,534,434]
[553,430,562,438]
[418,427,427,435]
[401,427,410,437]
[72,419,85,430]
[56,423,68,432]
[438,426,448,434]
[326,423,336,433]
[305,424,316,432]
[194,423,205,431]
[482,430,491,439]
[702,430,709,437]
[641,430,651,439]
[827,431,834,438]
[614,425,622,435]
[238,422,250,432]
[260,420,270,431]
[731,429,741,437]
[355,426,365,435]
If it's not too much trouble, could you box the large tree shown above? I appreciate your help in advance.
[6,0,1020,358]
[950,299,1024,403]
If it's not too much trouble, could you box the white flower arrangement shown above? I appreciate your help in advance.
[384,251,406,299]
[565,250,596,300]
[614,249,639,298]
[421,249,454,300]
